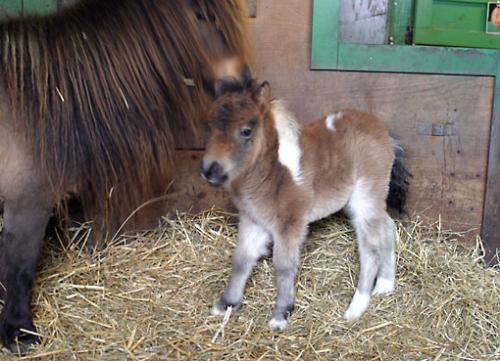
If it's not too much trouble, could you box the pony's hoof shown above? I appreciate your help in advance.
[7,335,39,356]
[268,317,288,331]
[0,313,39,355]
[372,277,395,296]
[0,323,39,356]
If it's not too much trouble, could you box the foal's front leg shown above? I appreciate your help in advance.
[0,197,51,354]
[268,223,307,331]
[212,215,271,315]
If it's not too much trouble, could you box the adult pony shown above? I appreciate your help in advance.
[201,77,409,330]
[0,0,251,353]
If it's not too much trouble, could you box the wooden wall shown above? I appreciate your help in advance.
[0,0,491,238]
[175,0,494,238]
[240,0,493,237]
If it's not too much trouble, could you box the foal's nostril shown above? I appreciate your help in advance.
[208,162,222,178]
[200,160,223,183]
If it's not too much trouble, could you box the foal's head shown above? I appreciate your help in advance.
[200,76,272,188]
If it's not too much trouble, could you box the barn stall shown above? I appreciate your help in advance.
[0,0,499,359]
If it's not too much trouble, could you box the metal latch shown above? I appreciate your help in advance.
[416,123,457,136]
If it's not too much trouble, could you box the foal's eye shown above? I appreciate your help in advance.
[240,127,253,138]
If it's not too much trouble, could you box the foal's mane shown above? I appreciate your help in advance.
[0,0,251,225]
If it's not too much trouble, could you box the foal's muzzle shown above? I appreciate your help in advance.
[200,160,228,187]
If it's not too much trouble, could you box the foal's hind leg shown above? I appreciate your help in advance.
[344,194,395,320]
[372,215,396,295]
[212,215,271,315]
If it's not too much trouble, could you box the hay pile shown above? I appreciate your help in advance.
[0,211,498,360]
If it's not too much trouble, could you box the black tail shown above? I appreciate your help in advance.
[387,138,411,215]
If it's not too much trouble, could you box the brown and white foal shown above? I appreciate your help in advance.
[201,79,407,330]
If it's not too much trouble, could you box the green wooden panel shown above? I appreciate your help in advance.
[0,0,58,20]
[0,0,22,19]
[311,0,339,69]
[337,43,498,75]
[23,0,57,15]
[387,0,415,45]
[414,0,500,49]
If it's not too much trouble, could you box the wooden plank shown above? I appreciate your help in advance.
[340,15,388,45]
[311,0,339,69]
[337,43,498,76]
[23,0,57,15]
[481,62,500,264]
[252,0,493,237]
[387,0,415,45]
[340,0,388,44]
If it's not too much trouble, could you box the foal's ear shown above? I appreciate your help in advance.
[250,80,271,103]
[260,81,272,99]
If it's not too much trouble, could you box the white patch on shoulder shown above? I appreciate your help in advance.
[325,112,343,131]
[271,100,303,184]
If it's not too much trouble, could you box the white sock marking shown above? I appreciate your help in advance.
[211,303,226,316]
[268,317,288,331]
[325,112,343,131]
[372,277,395,296]
[271,100,303,184]
[344,290,370,321]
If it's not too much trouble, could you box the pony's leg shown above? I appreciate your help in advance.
[268,224,307,331]
[344,193,392,320]
[372,214,396,295]
[212,215,271,315]
[0,195,51,354]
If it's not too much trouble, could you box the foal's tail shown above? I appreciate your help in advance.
[387,137,411,215]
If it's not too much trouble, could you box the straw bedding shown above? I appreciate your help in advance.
[0,211,498,360]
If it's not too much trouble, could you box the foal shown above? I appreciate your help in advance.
[201,79,408,330]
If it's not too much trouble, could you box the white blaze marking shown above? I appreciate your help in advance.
[271,100,303,184]
[325,112,343,131]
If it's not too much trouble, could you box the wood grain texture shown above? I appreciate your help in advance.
[340,0,388,44]
[248,0,493,236]
[482,72,500,263]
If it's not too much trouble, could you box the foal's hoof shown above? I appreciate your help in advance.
[211,298,240,316]
[372,277,395,296]
[269,305,294,331]
[268,316,288,331]
[344,291,370,321]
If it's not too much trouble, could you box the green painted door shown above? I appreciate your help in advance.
[0,0,59,20]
